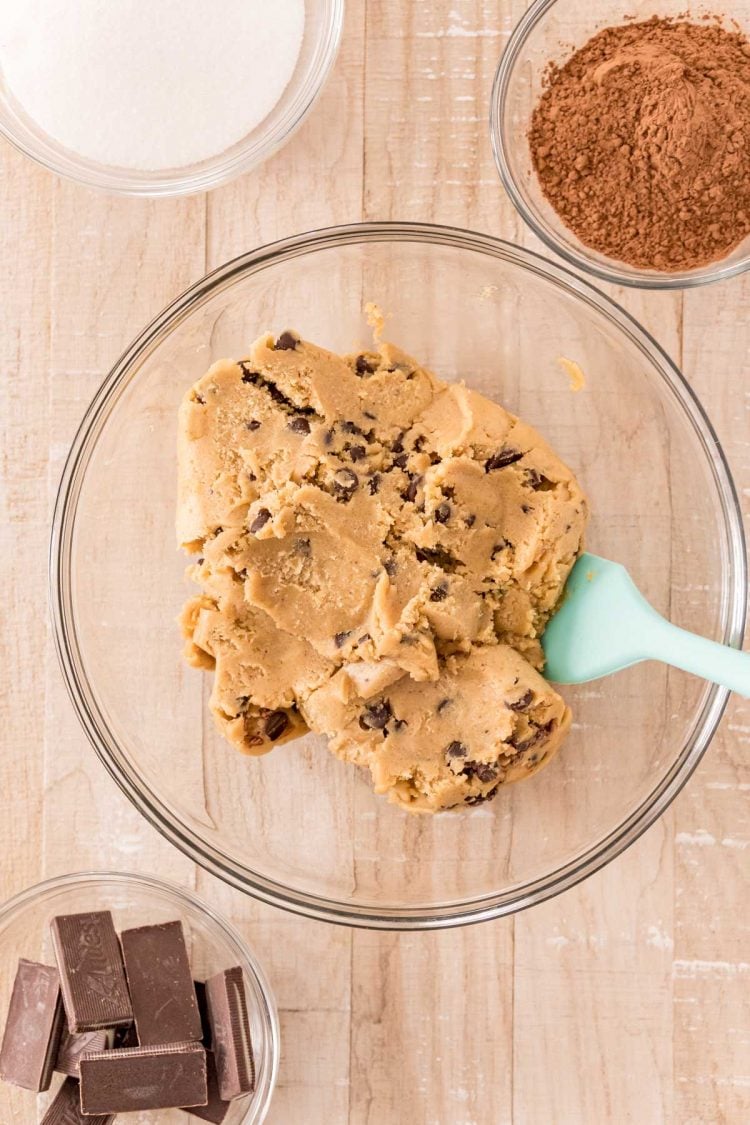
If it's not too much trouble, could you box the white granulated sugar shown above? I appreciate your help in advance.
[0,0,305,170]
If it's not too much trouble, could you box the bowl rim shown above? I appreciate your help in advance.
[489,0,750,290]
[0,869,279,1123]
[0,0,344,198]
[50,220,748,930]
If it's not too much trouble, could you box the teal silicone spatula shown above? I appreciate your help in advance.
[543,552,750,696]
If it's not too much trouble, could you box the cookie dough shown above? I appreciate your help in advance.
[178,330,588,812]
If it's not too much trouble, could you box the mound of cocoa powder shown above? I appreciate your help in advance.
[528,17,750,272]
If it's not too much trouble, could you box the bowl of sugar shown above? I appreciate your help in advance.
[0,0,343,195]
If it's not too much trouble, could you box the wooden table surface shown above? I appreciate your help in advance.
[1,3,748,1122]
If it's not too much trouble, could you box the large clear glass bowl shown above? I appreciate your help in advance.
[490,0,750,289]
[50,223,747,928]
[0,871,278,1122]
[0,0,343,196]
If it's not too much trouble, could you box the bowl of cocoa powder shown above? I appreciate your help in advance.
[490,0,750,287]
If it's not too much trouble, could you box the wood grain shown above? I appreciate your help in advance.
[0,2,748,1123]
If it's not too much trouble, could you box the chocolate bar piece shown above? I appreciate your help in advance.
[40,1075,115,1124]
[80,1041,207,1113]
[194,980,212,1049]
[56,1024,110,1077]
[51,911,133,1032]
[0,959,64,1091]
[120,920,201,1045]
[205,966,255,1100]
[185,1049,231,1123]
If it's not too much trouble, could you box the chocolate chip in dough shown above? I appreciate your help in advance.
[485,449,524,472]
[264,710,290,741]
[349,445,366,462]
[368,473,381,495]
[246,419,261,431]
[445,741,467,759]
[334,631,351,648]
[288,416,311,434]
[332,468,359,500]
[403,474,422,503]
[250,507,272,534]
[434,502,451,524]
[274,331,299,351]
[507,690,534,712]
[429,582,448,602]
[359,699,393,731]
[355,355,377,375]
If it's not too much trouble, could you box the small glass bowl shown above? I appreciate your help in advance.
[50,223,746,929]
[490,0,750,289]
[0,0,343,196]
[0,872,279,1122]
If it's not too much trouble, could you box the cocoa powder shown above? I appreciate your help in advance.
[528,17,750,271]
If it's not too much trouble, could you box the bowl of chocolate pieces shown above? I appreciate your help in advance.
[0,871,278,1123]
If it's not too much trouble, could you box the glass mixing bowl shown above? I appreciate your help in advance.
[490,0,750,289]
[0,871,278,1122]
[0,0,343,196]
[50,223,746,928]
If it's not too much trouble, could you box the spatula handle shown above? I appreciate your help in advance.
[646,617,750,698]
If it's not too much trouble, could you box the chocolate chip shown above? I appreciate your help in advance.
[510,720,555,754]
[415,545,463,572]
[355,355,376,375]
[521,503,533,514]
[294,537,311,557]
[333,468,359,500]
[384,556,397,578]
[463,761,498,783]
[403,474,422,503]
[323,428,335,447]
[197,557,204,565]
[436,698,452,714]
[359,699,392,731]
[363,411,377,421]
[526,469,556,492]
[465,514,476,528]
[413,435,425,452]
[240,365,261,384]
[446,741,467,759]
[392,718,408,732]
[491,540,510,560]
[341,420,364,435]
[288,416,311,434]
[434,502,451,524]
[349,445,366,462]
[391,435,405,454]
[465,786,500,806]
[430,582,448,602]
[250,508,272,534]
[246,419,261,431]
[274,331,299,351]
[392,453,408,470]
[334,630,351,648]
[368,473,381,495]
[443,486,456,500]
[358,633,371,644]
[264,710,290,741]
[193,393,206,405]
[485,449,524,472]
[508,690,534,712]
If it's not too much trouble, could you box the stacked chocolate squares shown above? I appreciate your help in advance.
[0,910,255,1122]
